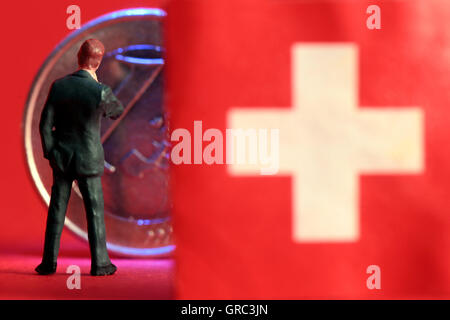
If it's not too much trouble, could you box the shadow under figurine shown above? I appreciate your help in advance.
[36,39,124,276]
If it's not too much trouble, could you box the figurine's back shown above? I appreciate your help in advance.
[40,69,123,177]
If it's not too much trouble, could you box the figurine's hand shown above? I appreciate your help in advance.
[100,85,124,120]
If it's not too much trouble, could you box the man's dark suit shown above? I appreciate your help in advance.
[39,69,123,272]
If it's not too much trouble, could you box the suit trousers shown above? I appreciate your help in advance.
[41,167,111,267]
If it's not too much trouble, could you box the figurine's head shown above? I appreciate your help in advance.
[77,38,105,71]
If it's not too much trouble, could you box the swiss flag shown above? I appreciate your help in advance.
[166,0,450,298]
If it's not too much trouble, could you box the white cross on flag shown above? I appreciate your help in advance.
[167,0,448,298]
[229,44,423,242]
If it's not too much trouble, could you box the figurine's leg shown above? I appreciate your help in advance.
[41,170,73,265]
[77,175,115,275]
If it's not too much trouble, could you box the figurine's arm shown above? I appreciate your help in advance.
[99,85,124,120]
[39,83,56,160]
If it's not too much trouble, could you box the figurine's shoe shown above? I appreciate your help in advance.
[90,263,117,276]
[35,262,57,275]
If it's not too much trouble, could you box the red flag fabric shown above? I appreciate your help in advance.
[166,0,450,299]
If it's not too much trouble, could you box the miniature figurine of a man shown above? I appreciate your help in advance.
[36,38,124,276]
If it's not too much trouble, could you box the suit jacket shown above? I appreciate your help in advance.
[39,69,124,177]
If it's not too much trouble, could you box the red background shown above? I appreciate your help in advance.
[166,0,450,299]
[0,0,173,299]
[3,0,450,300]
